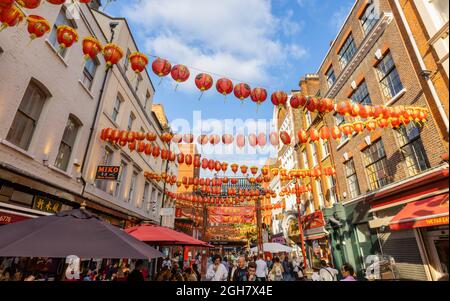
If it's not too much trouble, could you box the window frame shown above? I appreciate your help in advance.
[363,139,392,190]
[344,158,361,198]
[376,52,404,99]
[360,3,379,34]
[112,95,123,123]
[48,8,76,58]
[325,66,336,88]
[54,116,80,171]
[81,57,99,90]
[338,34,357,69]
[395,124,430,176]
[350,80,372,105]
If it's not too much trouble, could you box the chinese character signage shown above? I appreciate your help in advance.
[32,196,63,214]
[95,166,120,180]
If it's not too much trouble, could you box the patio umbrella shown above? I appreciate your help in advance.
[250,242,293,254]
[0,208,164,260]
[125,224,213,247]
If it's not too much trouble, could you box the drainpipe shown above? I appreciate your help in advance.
[80,23,118,196]
[393,0,449,134]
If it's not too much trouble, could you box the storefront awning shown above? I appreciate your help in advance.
[389,194,449,231]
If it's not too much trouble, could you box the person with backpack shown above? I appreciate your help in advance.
[269,257,284,281]
[319,260,339,281]
[281,254,292,281]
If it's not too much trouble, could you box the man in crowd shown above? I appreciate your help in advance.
[232,256,248,281]
[206,255,228,281]
[319,260,339,281]
[255,254,268,281]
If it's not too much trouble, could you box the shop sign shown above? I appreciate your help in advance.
[0,211,32,225]
[32,196,63,214]
[301,211,325,230]
[95,166,120,180]
[271,234,286,245]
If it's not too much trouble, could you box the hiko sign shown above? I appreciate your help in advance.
[95,166,120,180]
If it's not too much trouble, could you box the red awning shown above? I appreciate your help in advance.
[0,209,35,225]
[125,224,213,247]
[389,194,449,231]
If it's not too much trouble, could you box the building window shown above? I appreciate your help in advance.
[144,91,151,109]
[146,185,154,213]
[376,52,404,99]
[396,123,430,176]
[305,111,312,129]
[302,151,308,169]
[127,170,138,203]
[338,34,357,69]
[326,66,336,88]
[6,81,47,150]
[54,116,80,171]
[328,176,338,205]
[360,3,379,34]
[351,81,372,105]
[135,74,142,93]
[311,142,318,167]
[344,158,360,198]
[114,159,128,199]
[141,181,150,209]
[316,178,325,209]
[111,95,122,123]
[81,58,99,90]
[127,113,135,131]
[48,9,74,58]
[363,139,392,190]
[95,147,113,192]
[124,49,131,73]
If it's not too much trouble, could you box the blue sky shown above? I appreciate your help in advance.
[105,0,354,170]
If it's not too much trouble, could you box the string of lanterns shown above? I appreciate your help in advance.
[1,1,432,121]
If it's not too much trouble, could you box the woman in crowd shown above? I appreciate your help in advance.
[269,257,284,281]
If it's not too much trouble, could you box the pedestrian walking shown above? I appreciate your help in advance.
[205,255,228,281]
[183,267,198,281]
[319,260,339,281]
[247,262,261,282]
[281,254,293,281]
[292,254,304,281]
[269,257,284,281]
[255,254,268,281]
[232,256,248,281]
[340,263,357,281]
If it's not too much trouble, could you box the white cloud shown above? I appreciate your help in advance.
[123,0,307,85]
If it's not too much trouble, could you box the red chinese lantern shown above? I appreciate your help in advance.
[201,158,209,170]
[250,166,259,175]
[197,135,209,145]
[221,162,228,173]
[151,58,172,77]
[209,134,220,145]
[128,141,136,152]
[183,134,194,144]
[144,144,153,156]
[137,141,146,153]
[0,5,24,30]
[129,52,149,74]
[280,131,291,145]
[248,134,258,147]
[271,91,288,110]
[336,100,352,116]
[365,119,378,132]
[372,105,384,118]
[26,15,50,40]
[146,132,157,142]
[194,155,201,168]
[353,121,365,134]
[378,118,389,129]
[236,134,246,148]
[177,153,185,164]
[310,128,320,142]
[269,132,279,146]
[216,78,233,97]
[317,98,329,114]
[82,37,102,61]
[195,73,213,92]
[152,146,160,158]
[172,134,182,143]
[240,165,248,174]
[418,109,428,123]
[234,83,251,103]
[171,64,190,84]
[257,133,267,147]
[55,25,78,49]
[0,0,14,8]
[341,124,354,137]
[231,164,239,174]
[251,87,267,111]
[320,127,331,141]
[126,131,135,143]
[222,134,234,145]
[390,117,401,128]
[208,160,215,171]
[185,154,193,166]
[290,93,307,109]
[306,97,319,113]
[297,130,308,144]
[215,161,222,172]
[103,43,124,68]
